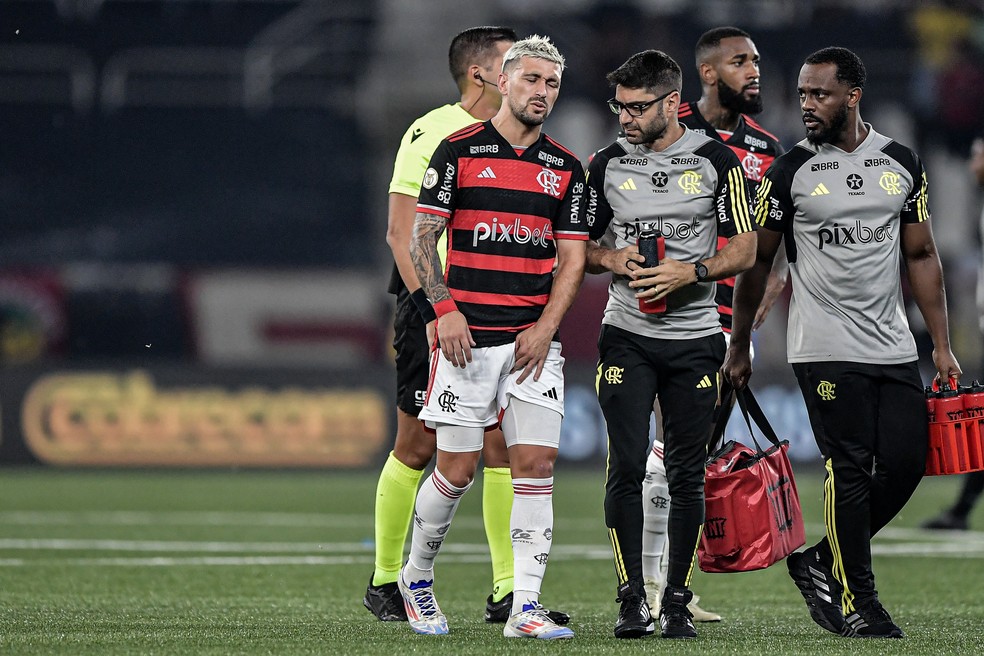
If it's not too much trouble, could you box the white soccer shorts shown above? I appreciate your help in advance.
[419,341,565,429]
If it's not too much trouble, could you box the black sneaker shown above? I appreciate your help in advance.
[363,575,407,622]
[786,548,845,634]
[841,599,904,638]
[484,592,570,625]
[613,581,655,639]
[659,585,697,639]
[921,510,969,531]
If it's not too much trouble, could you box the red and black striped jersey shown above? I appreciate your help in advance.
[678,102,784,332]
[416,120,589,347]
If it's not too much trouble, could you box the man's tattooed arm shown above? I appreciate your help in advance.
[410,212,451,304]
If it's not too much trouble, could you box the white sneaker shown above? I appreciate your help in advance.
[688,595,722,623]
[645,579,721,622]
[503,604,575,640]
[397,569,448,635]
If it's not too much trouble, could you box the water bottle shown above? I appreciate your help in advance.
[636,229,666,314]
[962,380,984,418]
[937,379,964,422]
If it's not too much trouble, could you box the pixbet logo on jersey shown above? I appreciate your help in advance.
[816,221,894,251]
[621,218,702,241]
[473,216,553,248]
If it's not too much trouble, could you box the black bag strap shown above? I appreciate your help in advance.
[710,379,736,448]
[734,386,784,453]
[710,379,784,456]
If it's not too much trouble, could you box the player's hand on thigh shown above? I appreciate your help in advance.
[437,311,474,367]
[513,324,552,383]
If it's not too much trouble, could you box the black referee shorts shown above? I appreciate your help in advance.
[392,288,430,417]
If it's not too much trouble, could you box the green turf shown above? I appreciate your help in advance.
[1,466,983,654]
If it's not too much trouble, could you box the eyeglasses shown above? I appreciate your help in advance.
[607,89,677,117]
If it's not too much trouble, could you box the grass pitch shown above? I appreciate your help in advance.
[1,466,983,655]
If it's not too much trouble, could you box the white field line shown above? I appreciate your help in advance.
[0,535,983,568]
[0,538,605,557]
[3,513,983,543]
[0,511,602,532]
[2,515,983,568]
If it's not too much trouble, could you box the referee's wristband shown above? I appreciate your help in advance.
[410,288,437,323]
[432,299,459,318]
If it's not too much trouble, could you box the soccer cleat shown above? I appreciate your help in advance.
[644,579,721,622]
[659,586,697,639]
[786,548,845,634]
[397,571,448,635]
[921,510,969,531]
[503,604,575,640]
[485,592,570,625]
[363,575,408,622]
[841,599,904,639]
[613,581,655,639]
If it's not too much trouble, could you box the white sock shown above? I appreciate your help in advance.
[642,441,670,588]
[510,477,553,616]
[404,467,471,583]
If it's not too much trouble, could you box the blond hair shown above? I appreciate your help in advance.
[502,34,565,73]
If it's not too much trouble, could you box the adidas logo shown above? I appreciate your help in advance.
[477,166,496,179]
[811,183,830,196]
[696,375,713,389]
[541,387,559,400]
[618,178,637,190]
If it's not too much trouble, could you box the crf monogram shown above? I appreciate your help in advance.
[537,168,562,197]
[742,152,764,181]
[816,381,836,401]
[704,516,727,540]
[879,171,902,195]
[438,388,458,412]
[678,170,702,194]
[604,366,624,384]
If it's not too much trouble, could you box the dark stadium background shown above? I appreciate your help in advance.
[2,0,982,468]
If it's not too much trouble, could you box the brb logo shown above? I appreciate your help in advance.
[816,221,894,251]
[472,216,553,248]
[537,168,562,197]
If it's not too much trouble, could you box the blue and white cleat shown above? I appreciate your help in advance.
[503,604,575,640]
[398,570,448,635]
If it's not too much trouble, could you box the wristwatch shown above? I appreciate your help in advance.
[693,261,709,283]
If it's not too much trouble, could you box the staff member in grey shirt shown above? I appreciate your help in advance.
[586,49,755,641]
[724,46,961,640]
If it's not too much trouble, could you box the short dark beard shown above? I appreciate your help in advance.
[516,109,546,127]
[512,97,548,127]
[628,105,668,145]
[717,79,763,115]
[806,102,848,146]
